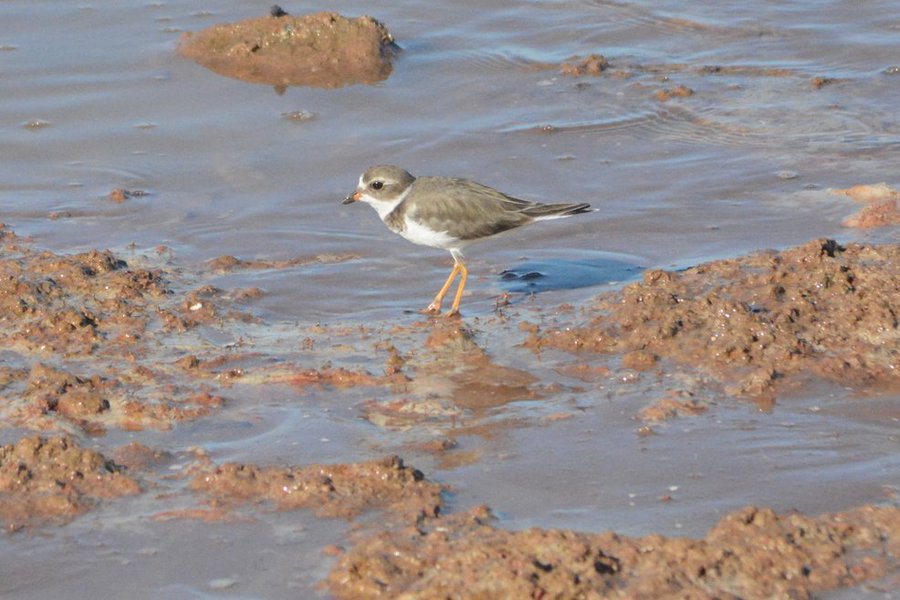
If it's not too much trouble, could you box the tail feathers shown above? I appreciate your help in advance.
[522,202,593,220]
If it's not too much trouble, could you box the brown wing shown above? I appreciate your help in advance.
[407,177,533,240]
[409,176,591,240]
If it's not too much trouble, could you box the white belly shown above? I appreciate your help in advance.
[399,216,459,250]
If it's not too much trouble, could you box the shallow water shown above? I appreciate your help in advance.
[1,0,898,598]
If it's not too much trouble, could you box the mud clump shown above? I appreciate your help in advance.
[533,239,899,398]
[834,183,900,228]
[328,504,899,599]
[178,12,398,88]
[638,391,708,423]
[24,363,111,431]
[655,83,694,102]
[561,54,609,76]
[0,435,140,531]
[191,455,443,521]
[10,347,223,435]
[811,76,838,89]
[0,237,166,357]
[0,223,241,436]
[108,188,147,203]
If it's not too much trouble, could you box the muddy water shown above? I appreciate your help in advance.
[1,0,898,598]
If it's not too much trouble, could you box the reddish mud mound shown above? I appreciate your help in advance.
[561,54,609,77]
[0,436,140,532]
[0,227,234,434]
[328,504,899,599]
[532,239,899,398]
[191,455,443,521]
[0,241,166,357]
[178,12,398,88]
[835,183,900,228]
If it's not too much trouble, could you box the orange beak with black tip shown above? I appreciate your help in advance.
[342,190,362,204]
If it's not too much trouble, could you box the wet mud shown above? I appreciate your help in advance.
[328,504,899,599]
[0,225,231,435]
[0,228,165,357]
[560,54,609,77]
[530,239,899,402]
[207,252,357,273]
[6,0,900,595]
[320,236,900,598]
[0,435,139,532]
[835,183,900,229]
[191,455,442,522]
[0,224,896,597]
[177,11,398,88]
[359,322,539,430]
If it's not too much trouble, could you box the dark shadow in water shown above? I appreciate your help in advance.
[498,256,644,294]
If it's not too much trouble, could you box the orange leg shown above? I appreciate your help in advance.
[446,260,468,317]
[421,262,461,315]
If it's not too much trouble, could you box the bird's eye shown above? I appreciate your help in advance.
[371,180,384,191]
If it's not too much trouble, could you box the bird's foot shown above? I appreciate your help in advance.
[420,302,442,315]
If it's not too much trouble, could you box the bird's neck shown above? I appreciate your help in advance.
[376,186,412,232]
[383,201,408,233]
